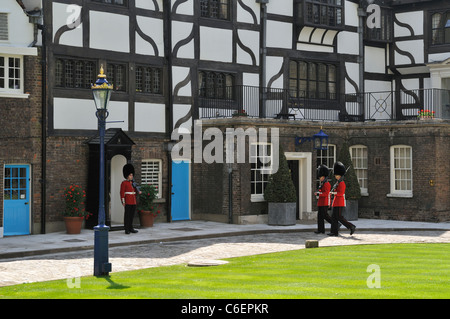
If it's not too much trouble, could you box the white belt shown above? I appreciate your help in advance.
[124,192,136,195]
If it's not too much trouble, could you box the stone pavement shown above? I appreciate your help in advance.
[0,219,449,287]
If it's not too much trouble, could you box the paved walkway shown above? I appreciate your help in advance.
[0,219,449,287]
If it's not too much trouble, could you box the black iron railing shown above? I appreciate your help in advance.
[197,86,450,121]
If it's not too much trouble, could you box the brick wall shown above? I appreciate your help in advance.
[192,119,450,223]
[0,53,43,231]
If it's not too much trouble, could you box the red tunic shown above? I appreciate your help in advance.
[332,181,346,207]
[120,180,137,205]
[317,181,331,207]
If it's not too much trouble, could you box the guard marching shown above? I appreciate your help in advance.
[314,164,333,234]
[329,161,356,236]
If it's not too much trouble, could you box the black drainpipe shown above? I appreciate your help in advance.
[37,21,47,234]
[163,0,173,223]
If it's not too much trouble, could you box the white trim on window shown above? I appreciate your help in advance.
[350,145,368,195]
[250,142,272,202]
[141,159,162,199]
[0,54,26,97]
[389,145,413,198]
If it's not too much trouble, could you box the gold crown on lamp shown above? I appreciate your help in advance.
[91,65,114,90]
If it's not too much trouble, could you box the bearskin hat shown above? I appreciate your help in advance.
[123,163,135,179]
[333,161,346,176]
[317,164,329,178]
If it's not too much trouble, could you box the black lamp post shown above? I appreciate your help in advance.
[92,66,113,276]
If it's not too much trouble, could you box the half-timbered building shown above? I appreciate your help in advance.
[1,0,449,236]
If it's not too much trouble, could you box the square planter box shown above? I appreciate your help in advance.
[343,200,358,221]
[268,202,296,226]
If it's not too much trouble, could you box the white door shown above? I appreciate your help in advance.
[110,155,127,225]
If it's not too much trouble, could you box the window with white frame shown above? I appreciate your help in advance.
[350,145,368,194]
[250,143,272,201]
[0,55,23,93]
[316,144,335,188]
[390,145,412,196]
[141,160,162,199]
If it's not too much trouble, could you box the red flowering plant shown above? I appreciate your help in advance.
[232,109,248,117]
[61,184,90,218]
[137,184,160,217]
[418,109,435,119]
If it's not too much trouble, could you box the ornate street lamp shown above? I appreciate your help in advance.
[91,66,113,276]
[312,128,329,151]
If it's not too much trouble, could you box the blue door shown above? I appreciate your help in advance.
[4,165,30,236]
[171,161,190,221]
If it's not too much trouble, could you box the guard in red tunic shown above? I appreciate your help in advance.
[314,164,332,234]
[329,161,356,236]
[120,164,140,234]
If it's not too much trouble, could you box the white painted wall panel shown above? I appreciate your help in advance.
[267,0,293,16]
[345,1,358,27]
[173,104,192,132]
[172,66,191,96]
[395,11,423,37]
[200,27,232,62]
[52,2,82,47]
[266,56,284,88]
[136,16,163,57]
[53,98,128,131]
[173,21,194,59]
[172,0,193,15]
[337,31,359,55]
[237,29,259,65]
[135,103,166,133]
[53,98,97,130]
[90,11,129,53]
[395,40,424,65]
[237,0,259,24]
[267,20,292,49]
[345,62,360,94]
[365,46,386,73]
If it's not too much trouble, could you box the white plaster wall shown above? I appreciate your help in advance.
[136,16,163,57]
[135,103,166,133]
[267,20,292,49]
[337,31,359,55]
[395,40,424,65]
[237,29,259,65]
[200,27,232,62]
[53,98,128,130]
[173,21,194,59]
[365,46,386,73]
[90,11,129,53]
[267,0,293,16]
[395,11,423,37]
[345,0,358,27]
[172,0,193,15]
[52,2,82,47]
[172,66,191,96]
[1,0,34,46]
[237,0,259,24]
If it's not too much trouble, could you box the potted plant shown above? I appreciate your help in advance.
[61,184,90,234]
[232,109,248,117]
[137,184,159,227]
[264,145,297,225]
[335,143,361,221]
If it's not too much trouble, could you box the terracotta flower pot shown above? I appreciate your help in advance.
[139,210,155,228]
[64,216,84,234]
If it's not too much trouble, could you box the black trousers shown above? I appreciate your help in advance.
[331,206,355,235]
[124,204,136,231]
[317,206,332,233]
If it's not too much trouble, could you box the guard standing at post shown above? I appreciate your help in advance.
[120,164,140,234]
[314,164,332,234]
[329,161,356,236]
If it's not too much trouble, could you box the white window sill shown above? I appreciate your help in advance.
[251,194,265,202]
[386,193,413,198]
[0,92,29,99]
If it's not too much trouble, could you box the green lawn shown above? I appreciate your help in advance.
[0,243,449,299]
